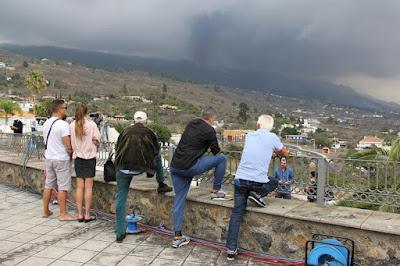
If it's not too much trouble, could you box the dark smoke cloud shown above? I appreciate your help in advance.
[188,1,400,79]
[1,0,400,100]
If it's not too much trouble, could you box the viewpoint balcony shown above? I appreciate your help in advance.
[0,132,400,265]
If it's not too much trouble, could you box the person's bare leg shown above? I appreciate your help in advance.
[42,188,53,217]
[84,178,94,219]
[76,178,84,220]
[58,190,75,220]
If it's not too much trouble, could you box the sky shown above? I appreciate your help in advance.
[0,0,399,102]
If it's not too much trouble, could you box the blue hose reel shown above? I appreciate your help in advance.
[126,213,142,234]
[305,234,354,266]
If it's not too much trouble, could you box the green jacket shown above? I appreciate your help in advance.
[115,123,160,172]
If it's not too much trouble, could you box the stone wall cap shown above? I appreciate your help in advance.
[1,156,400,237]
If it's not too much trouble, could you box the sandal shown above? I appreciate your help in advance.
[84,217,97,223]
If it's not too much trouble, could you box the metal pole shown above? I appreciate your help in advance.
[168,145,174,166]
[316,157,327,206]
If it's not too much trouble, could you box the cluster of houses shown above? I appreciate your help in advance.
[221,113,391,155]
[120,95,152,103]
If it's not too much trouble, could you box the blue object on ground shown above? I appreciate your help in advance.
[126,214,141,234]
[308,238,348,266]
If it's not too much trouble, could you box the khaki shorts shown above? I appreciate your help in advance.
[45,160,71,191]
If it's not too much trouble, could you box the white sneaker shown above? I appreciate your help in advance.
[211,190,233,201]
[172,235,190,248]
[227,248,238,260]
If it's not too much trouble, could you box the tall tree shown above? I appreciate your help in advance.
[237,102,249,123]
[0,99,21,123]
[149,93,160,123]
[25,70,47,114]
[148,122,172,144]
[281,127,299,137]
[35,100,52,117]
[121,83,128,94]
[389,138,400,161]
[161,83,167,99]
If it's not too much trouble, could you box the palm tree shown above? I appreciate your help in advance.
[25,70,47,114]
[0,99,21,123]
[349,146,389,161]
[389,137,400,162]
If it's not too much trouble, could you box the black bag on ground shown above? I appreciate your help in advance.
[104,153,116,182]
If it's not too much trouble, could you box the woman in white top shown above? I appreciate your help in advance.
[70,103,101,223]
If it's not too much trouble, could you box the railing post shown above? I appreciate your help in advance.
[168,145,174,166]
[317,158,327,206]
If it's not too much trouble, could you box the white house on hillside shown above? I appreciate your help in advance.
[18,102,34,112]
[356,136,384,150]
[300,118,319,134]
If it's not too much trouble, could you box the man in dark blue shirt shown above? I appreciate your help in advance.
[273,157,294,199]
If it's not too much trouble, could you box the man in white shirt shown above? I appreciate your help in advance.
[42,100,75,221]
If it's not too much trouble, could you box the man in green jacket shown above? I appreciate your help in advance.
[114,111,171,242]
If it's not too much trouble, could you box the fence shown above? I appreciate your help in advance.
[1,132,400,210]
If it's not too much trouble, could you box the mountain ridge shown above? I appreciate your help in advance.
[1,44,398,111]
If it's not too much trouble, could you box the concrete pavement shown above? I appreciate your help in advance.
[0,184,272,266]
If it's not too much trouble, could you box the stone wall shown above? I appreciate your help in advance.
[1,159,400,266]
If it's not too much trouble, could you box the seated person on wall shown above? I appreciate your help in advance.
[273,157,294,199]
[306,159,334,203]
[226,114,287,261]
[114,111,167,243]
[170,107,231,249]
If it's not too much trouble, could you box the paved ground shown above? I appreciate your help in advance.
[0,184,273,266]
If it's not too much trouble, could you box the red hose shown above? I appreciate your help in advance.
[49,188,304,265]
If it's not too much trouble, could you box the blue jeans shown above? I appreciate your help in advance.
[226,178,278,250]
[170,155,226,232]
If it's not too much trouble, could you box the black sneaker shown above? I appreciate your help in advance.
[227,249,237,261]
[116,233,126,243]
[157,182,173,193]
[249,192,266,207]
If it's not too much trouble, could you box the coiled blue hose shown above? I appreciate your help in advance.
[308,239,348,266]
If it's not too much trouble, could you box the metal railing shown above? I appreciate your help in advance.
[0,133,174,168]
[1,132,400,209]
